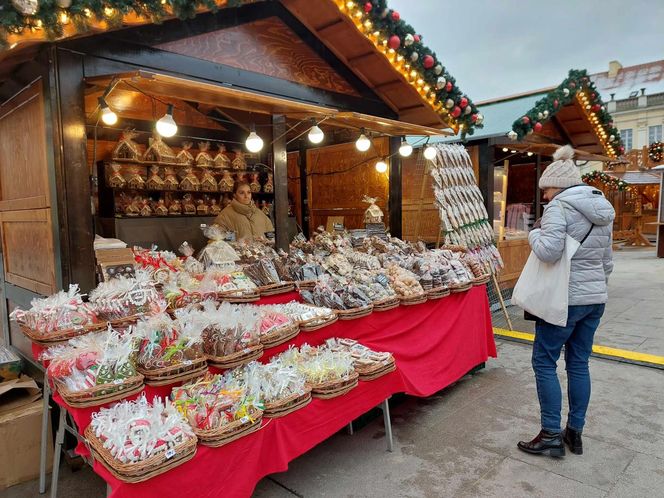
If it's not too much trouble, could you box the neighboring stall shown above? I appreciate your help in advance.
[404,69,621,287]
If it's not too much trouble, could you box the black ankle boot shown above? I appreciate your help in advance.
[517,430,566,457]
[562,426,583,455]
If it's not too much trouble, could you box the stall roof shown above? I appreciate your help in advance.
[606,171,661,185]
[492,142,613,162]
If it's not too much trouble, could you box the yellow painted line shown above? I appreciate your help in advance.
[493,328,664,367]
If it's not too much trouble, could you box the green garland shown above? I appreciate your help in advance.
[0,0,253,48]
[582,171,629,191]
[361,0,482,138]
[649,141,663,163]
[511,69,623,155]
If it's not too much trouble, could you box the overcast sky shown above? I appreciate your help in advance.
[388,0,664,102]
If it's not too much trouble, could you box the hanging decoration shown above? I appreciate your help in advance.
[649,141,663,164]
[582,171,630,191]
[510,69,623,159]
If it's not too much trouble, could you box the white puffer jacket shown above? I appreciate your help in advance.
[528,184,615,305]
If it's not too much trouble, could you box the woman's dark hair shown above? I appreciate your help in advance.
[233,181,251,195]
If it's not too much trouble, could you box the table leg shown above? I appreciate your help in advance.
[382,398,393,452]
[50,409,66,498]
[347,422,354,435]
[39,382,51,494]
[106,483,112,497]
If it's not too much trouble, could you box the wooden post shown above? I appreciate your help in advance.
[388,136,402,238]
[492,272,514,331]
[272,114,289,250]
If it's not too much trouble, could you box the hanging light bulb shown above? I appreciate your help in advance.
[527,151,534,156]
[355,128,371,152]
[245,124,264,153]
[502,147,509,152]
[423,145,437,160]
[156,104,177,137]
[98,97,117,126]
[307,120,325,144]
[375,160,388,173]
[398,140,413,157]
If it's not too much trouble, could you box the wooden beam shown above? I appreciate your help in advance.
[315,18,346,36]
[273,114,289,250]
[347,52,378,65]
[388,136,402,238]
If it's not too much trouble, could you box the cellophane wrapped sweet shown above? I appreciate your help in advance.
[10,285,99,335]
[133,313,205,370]
[89,272,165,321]
[89,395,195,464]
[41,328,138,391]
[325,338,393,371]
[133,247,181,284]
[171,372,262,431]
[261,301,335,324]
[222,360,307,405]
[274,344,355,385]
[199,225,239,270]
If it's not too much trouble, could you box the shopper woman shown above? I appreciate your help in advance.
[517,145,615,457]
[213,181,274,241]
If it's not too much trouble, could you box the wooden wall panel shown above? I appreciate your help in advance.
[155,17,359,96]
[497,238,531,285]
[0,209,56,295]
[306,139,389,234]
[0,80,50,211]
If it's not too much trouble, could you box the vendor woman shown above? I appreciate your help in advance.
[213,181,274,241]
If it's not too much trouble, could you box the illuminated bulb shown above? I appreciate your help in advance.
[59,12,69,24]
[375,160,388,173]
[502,147,509,152]
[98,97,117,126]
[423,145,437,160]
[399,141,413,157]
[245,124,264,153]
[8,42,17,50]
[83,8,92,17]
[364,20,372,28]
[527,152,534,156]
[355,129,371,152]
[156,104,177,137]
[511,150,517,153]
[307,121,325,144]
[410,70,417,78]
[104,7,115,17]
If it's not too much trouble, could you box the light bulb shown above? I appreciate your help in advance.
[156,104,177,137]
[399,141,413,157]
[98,97,117,126]
[502,147,508,152]
[423,145,437,160]
[308,122,324,144]
[355,129,371,152]
[527,152,534,156]
[245,125,264,153]
[375,160,388,173]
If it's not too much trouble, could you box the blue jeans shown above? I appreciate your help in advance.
[532,304,605,433]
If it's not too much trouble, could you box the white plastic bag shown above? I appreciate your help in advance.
[512,234,580,327]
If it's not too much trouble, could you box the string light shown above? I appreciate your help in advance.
[502,147,509,152]
[307,120,325,144]
[423,145,437,160]
[245,124,264,152]
[98,97,117,126]
[156,104,177,137]
[355,129,371,152]
[398,141,413,157]
[375,160,388,173]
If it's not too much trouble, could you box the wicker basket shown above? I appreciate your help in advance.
[84,426,198,483]
[193,409,263,447]
[218,290,260,303]
[205,344,264,370]
[355,359,397,381]
[138,357,208,387]
[426,286,450,300]
[334,305,373,321]
[19,321,107,346]
[372,296,400,312]
[399,293,427,306]
[54,374,144,408]
[263,389,312,418]
[310,371,359,399]
[258,282,295,296]
[298,314,338,332]
[108,315,141,329]
[260,322,300,349]
[450,282,472,294]
[472,274,491,286]
[294,280,317,291]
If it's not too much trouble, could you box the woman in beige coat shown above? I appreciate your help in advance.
[213,182,274,241]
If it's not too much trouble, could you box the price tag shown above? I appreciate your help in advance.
[165,448,176,460]
[243,348,251,354]
[113,379,123,385]
[183,360,192,366]
[240,416,250,424]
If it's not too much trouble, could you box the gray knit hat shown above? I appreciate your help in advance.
[538,145,582,189]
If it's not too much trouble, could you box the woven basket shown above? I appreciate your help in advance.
[108,315,140,329]
[399,293,427,306]
[193,409,263,447]
[472,274,491,286]
[426,286,450,300]
[258,282,295,296]
[138,357,208,387]
[84,426,197,484]
[310,371,359,399]
[263,389,312,418]
[372,296,400,312]
[298,314,338,332]
[294,280,317,291]
[334,305,373,321]
[19,321,107,346]
[205,344,264,370]
[218,290,260,303]
[260,322,299,349]
[355,359,397,381]
[54,374,144,408]
[450,282,472,294]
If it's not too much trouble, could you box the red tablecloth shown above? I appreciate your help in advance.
[48,286,495,497]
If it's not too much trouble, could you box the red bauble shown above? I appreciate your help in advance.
[445,81,453,92]
[553,99,559,108]
[471,114,478,123]
[391,11,400,21]
[569,81,576,89]
[423,55,435,69]
[451,106,462,118]
[619,146,625,153]
[522,116,530,124]
[460,97,468,108]
[591,104,601,113]
[590,92,597,100]
[364,2,372,13]
[413,34,420,43]
[533,122,543,132]
[388,35,401,50]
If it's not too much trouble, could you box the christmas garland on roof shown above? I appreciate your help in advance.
[582,171,630,191]
[345,0,483,137]
[509,69,623,158]
[0,0,254,49]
